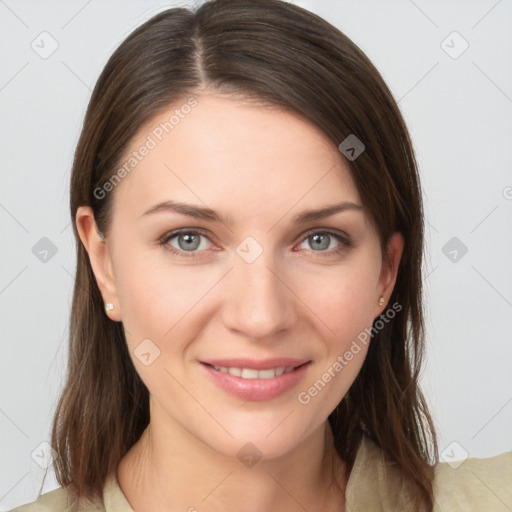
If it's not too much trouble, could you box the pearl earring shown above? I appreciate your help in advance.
[378,297,385,307]
[105,302,114,314]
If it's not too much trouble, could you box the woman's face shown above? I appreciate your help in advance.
[79,93,403,460]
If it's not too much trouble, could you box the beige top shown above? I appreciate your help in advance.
[10,435,512,511]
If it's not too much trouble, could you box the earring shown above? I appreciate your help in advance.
[105,302,114,314]
[378,297,385,307]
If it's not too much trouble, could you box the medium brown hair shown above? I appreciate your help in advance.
[48,0,438,509]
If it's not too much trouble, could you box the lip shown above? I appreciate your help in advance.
[199,358,311,401]
[201,357,309,370]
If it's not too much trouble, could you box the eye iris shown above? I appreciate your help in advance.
[310,233,330,251]
[178,233,200,251]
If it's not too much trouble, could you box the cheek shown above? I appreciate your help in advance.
[292,266,378,418]
[112,256,214,394]
[299,260,380,343]
[113,244,220,346]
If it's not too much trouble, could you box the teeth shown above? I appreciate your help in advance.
[211,365,293,379]
[258,369,276,379]
[241,368,259,379]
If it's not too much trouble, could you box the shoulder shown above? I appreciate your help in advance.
[8,485,105,512]
[8,486,69,511]
[346,434,512,511]
[8,473,132,512]
[433,450,512,511]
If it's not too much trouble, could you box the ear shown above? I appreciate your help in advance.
[75,206,122,321]
[375,231,404,316]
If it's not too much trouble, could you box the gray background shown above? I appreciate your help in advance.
[1,0,511,508]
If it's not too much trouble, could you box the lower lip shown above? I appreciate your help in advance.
[200,362,310,401]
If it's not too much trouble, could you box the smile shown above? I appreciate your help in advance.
[210,365,297,379]
[200,359,311,401]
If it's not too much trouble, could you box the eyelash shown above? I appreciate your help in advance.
[158,228,353,260]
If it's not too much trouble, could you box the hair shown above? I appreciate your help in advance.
[48,0,438,509]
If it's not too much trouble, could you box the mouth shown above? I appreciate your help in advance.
[207,363,305,379]
[199,358,311,401]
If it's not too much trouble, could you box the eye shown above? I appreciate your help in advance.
[159,228,353,260]
[159,229,213,258]
[296,230,352,257]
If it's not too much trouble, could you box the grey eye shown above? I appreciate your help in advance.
[308,233,333,251]
[176,232,202,251]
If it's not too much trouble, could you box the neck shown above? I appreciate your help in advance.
[117,402,346,512]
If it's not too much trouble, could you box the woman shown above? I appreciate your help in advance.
[11,0,511,511]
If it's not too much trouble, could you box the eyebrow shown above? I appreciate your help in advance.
[141,199,363,225]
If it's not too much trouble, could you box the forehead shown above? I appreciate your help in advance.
[111,94,363,226]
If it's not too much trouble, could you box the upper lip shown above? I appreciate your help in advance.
[200,358,310,370]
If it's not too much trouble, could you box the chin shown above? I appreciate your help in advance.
[195,413,319,463]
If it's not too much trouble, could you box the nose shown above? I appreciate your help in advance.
[221,245,298,341]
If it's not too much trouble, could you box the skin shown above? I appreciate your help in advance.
[77,93,403,512]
